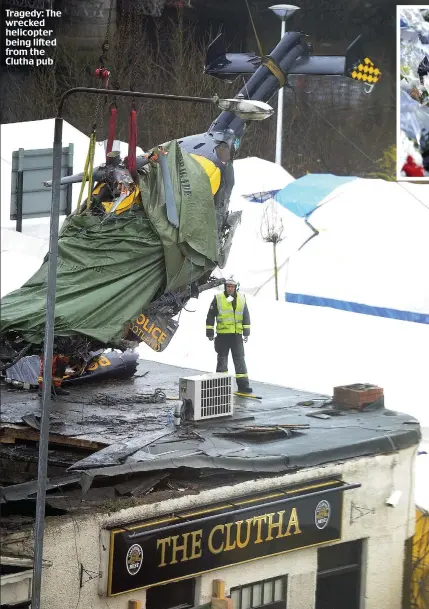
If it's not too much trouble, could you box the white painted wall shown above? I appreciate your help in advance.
[2,446,418,609]
[0,569,33,605]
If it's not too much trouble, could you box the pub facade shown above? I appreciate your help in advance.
[3,443,417,609]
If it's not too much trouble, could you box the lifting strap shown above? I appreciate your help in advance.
[126,1,139,177]
[106,104,118,155]
[76,131,97,213]
[244,0,286,89]
[126,108,138,178]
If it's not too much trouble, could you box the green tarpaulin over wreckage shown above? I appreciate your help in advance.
[0,141,218,346]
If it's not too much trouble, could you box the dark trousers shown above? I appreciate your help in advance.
[214,334,250,390]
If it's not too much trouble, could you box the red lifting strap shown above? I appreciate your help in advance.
[106,105,118,157]
[127,108,138,178]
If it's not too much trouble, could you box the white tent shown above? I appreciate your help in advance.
[214,156,297,293]
[284,178,429,322]
[230,156,294,204]
[0,228,48,297]
[140,176,429,429]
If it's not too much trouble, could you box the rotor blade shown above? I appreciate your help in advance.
[43,168,105,187]
[158,153,179,228]
[44,156,152,187]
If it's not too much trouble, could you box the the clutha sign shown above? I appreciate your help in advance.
[108,479,344,595]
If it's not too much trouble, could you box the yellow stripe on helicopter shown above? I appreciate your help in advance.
[91,182,142,215]
[190,154,221,195]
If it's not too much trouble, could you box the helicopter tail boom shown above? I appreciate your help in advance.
[204,32,379,82]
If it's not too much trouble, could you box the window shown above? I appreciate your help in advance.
[230,576,287,609]
[146,578,196,609]
[316,540,363,609]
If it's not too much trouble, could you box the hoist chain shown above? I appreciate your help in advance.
[92,91,103,132]
[130,0,141,107]
[98,0,114,71]
[92,0,115,138]
[113,1,134,91]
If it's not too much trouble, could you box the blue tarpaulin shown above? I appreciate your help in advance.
[242,190,281,203]
[274,174,357,217]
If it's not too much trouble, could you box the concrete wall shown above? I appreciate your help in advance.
[59,0,117,50]
[2,445,418,609]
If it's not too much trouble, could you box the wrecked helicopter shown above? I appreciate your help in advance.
[0,26,381,389]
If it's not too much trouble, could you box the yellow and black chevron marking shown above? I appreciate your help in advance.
[349,57,381,84]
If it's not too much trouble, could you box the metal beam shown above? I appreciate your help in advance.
[31,117,64,609]
[58,87,216,117]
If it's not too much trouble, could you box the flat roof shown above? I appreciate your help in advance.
[0,359,421,514]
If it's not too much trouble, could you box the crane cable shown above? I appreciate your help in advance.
[77,0,115,215]
[100,0,117,157]
[76,131,97,213]
[244,0,286,88]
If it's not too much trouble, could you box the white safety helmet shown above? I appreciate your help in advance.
[225,277,239,289]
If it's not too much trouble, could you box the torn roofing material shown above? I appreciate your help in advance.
[69,415,419,476]
[0,360,421,505]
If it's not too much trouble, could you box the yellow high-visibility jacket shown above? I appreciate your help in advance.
[206,292,251,336]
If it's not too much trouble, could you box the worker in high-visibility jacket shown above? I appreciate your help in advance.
[206,278,252,394]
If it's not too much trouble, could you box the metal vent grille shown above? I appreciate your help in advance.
[179,373,233,420]
[201,375,232,418]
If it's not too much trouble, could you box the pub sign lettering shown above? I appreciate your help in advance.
[108,479,344,595]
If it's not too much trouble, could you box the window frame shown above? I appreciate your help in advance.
[316,540,363,609]
[230,575,288,609]
[145,577,196,609]
[317,539,363,578]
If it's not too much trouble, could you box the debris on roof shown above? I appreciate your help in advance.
[0,360,421,524]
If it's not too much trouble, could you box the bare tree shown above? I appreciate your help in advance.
[260,200,285,300]
[1,10,396,179]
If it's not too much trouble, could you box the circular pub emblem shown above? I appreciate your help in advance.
[315,500,331,530]
[126,544,143,576]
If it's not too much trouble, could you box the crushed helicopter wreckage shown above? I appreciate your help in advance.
[0,28,381,388]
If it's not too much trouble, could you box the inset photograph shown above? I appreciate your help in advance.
[398,5,429,178]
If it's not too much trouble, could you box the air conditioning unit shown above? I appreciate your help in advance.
[179,373,234,421]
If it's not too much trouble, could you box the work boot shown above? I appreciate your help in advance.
[38,384,70,398]
[53,385,70,396]
[237,385,253,394]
